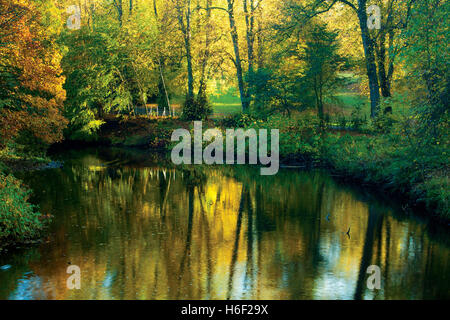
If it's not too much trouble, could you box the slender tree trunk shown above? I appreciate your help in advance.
[243,0,255,75]
[376,32,391,98]
[314,79,323,120]
[153,0,172,115]
[176,0,194,99]
[243,0,257,108]
[226,0,249,113]
[256,9,264,70]
[198,0,212,97]
[89,1,96,32]
[386,28,395,94]
[357,0,380,118]
[115,0,123,27]
[186,0,194,99]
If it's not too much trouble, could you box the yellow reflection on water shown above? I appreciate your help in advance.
[1,151,449,300]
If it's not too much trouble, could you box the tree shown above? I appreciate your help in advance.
[291,0,416,116]
[112,0,124,27]
[174,0,195,100]
[0,0,67,153]
[243,0,261,81]
[60,2,162,137]
[226,0,250,112]
[197,0,213,98]
[400,0,448,134]
[372,0,415,98]
[283,0,378,116]
[301,24,343,121]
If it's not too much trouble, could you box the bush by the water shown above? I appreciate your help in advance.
[0,173,47,249]
[181,95,213,121]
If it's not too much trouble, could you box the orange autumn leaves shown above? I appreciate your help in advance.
[0,0,67,149]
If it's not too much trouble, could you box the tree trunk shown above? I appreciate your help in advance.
[256,9,264,70]
[177,0,194,99]
[185,0,194,99]
[116,0,123,27]
[386,28,395,94]
[227,0,249,113]
[153,0,172,115]
[243,0,255,75]
[198,0,212,97]
[357,0,380,118]
[376,31,391,98]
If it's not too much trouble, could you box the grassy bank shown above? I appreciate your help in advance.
[1,109,445,250]
[243,113,449,222]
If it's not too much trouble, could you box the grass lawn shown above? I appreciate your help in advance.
[210,93,242,118]
[331,92,371,117]
[208,90,370,119]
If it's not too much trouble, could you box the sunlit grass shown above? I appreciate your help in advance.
[210,93,242,117]
[332,92,370,116]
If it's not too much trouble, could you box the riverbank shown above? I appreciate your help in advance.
[0,151,55,253]
[248,114,449,223]
[73,114,447,223]
[0,112,447,253]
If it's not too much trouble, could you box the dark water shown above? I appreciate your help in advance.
[0,147,449,300]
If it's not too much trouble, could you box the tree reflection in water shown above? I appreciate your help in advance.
[0,147,448,300]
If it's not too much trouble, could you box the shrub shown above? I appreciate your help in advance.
[181,95,213,121]
[220,113,258,128]
[372,113,397,133]
[14,130,50,157]
[0,173,47,248]
[350,105,367,130]
[338,114,347,129]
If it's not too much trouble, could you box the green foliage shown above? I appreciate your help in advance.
[400,0,449,136]
[181,95,213,121]
[61,28,129,138]
[14,130,51,157]
[251,18,345,119]
[350,105,368,131]
[245,113,322,161]
[238,110,449,219]
[0,173,47,248]
[325,130,448,219]
[322,118,449,219]
[338,113,347,129]
[371,113,397,134]
[301,24,344,118]
[219,112,258,128]
[0,161,7,174]
[157,79,171,113]
[59,8,162,140]
[247,69,302,117]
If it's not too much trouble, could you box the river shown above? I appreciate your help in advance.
[0,147,448,300]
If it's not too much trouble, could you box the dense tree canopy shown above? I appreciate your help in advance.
[0,0,67,153]
[0,0,446,139]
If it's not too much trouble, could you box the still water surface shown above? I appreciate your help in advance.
[0,147,449,300]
